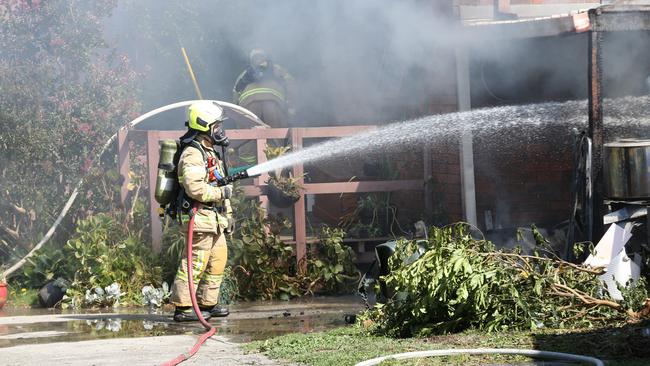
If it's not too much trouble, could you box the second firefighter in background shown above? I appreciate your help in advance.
[233,48,295,128]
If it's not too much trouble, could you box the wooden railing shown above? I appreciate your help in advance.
[117,126,428,266]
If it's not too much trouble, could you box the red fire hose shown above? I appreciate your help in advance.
[161,204,216,366]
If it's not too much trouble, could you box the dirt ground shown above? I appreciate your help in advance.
[0,296,363,366]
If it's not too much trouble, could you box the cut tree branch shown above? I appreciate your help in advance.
[550,283,622,311]
[9,204,26,215]
[482,251,606,275]
[0,224,19,241]
[1,188,80,281]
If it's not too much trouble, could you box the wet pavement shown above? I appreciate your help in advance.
[0,295,364,365]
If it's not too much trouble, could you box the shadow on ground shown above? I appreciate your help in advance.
[531,320,650,365]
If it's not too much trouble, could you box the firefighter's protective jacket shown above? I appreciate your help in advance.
[177,135,232,233]
[233,64,295,109]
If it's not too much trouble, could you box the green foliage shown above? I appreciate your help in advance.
[365,223,650,337]
[19,245,68,288]
[0,0,140,268]
[229,200,302,300]
[62,213,162,307]
[307,227,359,295]
[7,287,40,307]
[342,194,393,238]
[263,144,304,200]
[218,266,239,305]
[229,199,357,300]
[245,327,409,366]
[160,227,187,285]
[18,212,162,308]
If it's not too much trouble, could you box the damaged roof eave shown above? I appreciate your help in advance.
[463,12,591,40]
[590,5,650,32]
[463,5,650,41]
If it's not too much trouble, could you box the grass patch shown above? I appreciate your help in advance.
[244,327,430,366]
[244,323,650,366]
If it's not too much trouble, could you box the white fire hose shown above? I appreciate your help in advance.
[354,348,604,366]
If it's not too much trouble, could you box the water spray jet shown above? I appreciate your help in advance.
[245,96,650,179]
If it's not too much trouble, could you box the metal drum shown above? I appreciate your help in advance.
[604,139,650,200]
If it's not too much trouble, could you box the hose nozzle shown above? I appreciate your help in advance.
[217,169,259,186]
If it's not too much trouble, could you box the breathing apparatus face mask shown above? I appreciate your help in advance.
[210,123,229,147]
[251,54,269,79]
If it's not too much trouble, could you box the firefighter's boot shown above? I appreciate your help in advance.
[173,306,212,322]
[205,305,230,318]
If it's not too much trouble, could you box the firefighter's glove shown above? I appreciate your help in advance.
[225,217,236,235]
[220,184,233,199]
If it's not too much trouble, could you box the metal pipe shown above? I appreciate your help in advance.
[586,136,593,242]
[588,9,604,242]
[455,45,478,227]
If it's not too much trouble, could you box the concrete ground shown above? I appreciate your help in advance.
[0,296,363,366]
[1,335,280,366]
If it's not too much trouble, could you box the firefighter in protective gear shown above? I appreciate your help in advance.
[171,101,234,322]
[233,49,295,128]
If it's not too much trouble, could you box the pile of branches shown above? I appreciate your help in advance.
[365,223,650,337]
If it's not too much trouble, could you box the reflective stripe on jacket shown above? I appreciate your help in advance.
[239,86,285,105]
[233,64,295,108]
[237,79,286,107]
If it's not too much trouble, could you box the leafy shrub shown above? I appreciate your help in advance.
[263,144,304,202]
[160,227,186,285]
[365,223,650,337]
[0,0,140,269]
[307,227,359,295]
[62,213,162,307]
[18,245,69,289]
[229,200,302,300]
[229,200,357,300]
[18,213,163,308]
[218,266,239,305]
[80,282,124,308]
[141,283,171,309]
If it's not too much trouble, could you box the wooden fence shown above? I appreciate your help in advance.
[117,126,430,266]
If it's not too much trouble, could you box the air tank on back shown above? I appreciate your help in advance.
[154,139,179,205]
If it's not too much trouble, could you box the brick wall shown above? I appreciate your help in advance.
[473,131,574,230]
[429,139,464,224]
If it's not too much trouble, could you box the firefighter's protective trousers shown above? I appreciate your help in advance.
[170,231,227,307]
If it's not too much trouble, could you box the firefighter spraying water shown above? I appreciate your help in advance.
[155,101,259,365]
[154,101,258,322]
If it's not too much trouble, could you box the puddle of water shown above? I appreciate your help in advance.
[0,318,190,348]
[213,311,352,343]
[0,296,364,347]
